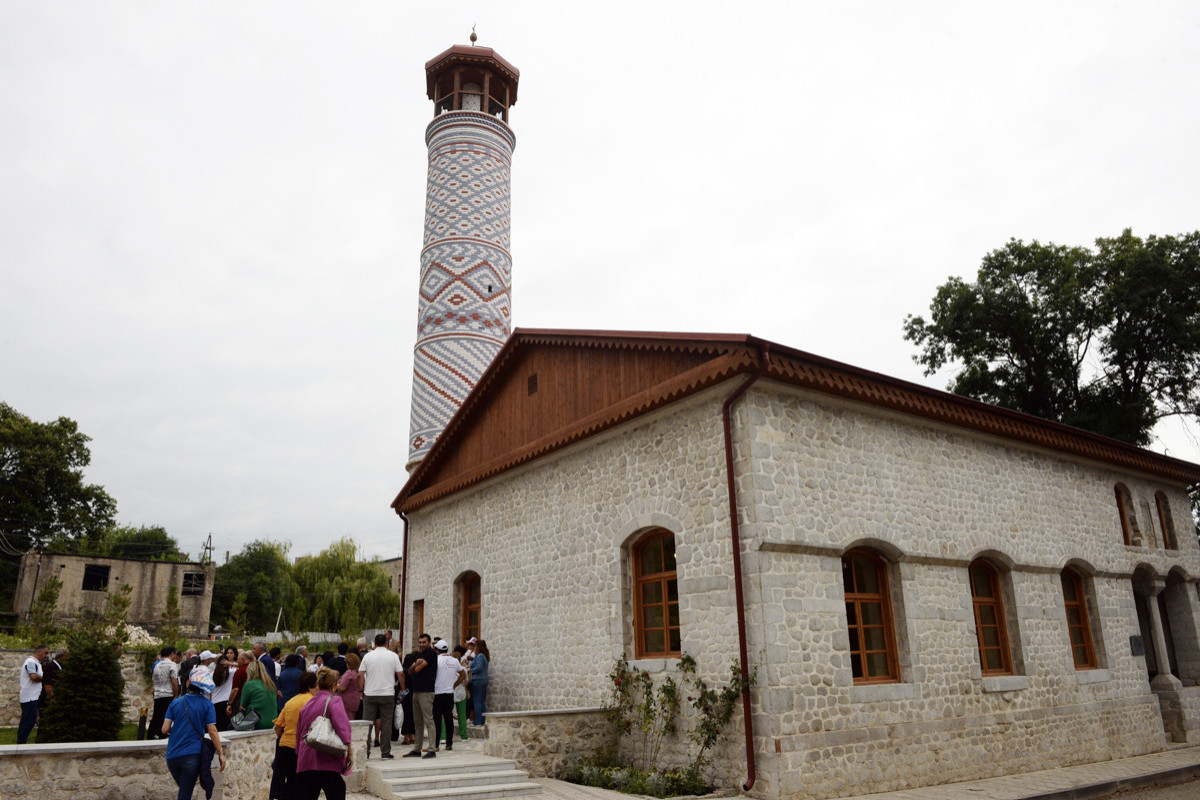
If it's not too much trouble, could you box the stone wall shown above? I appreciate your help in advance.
[484,708,613,778]
[1,649,153,727]
[0,725,368,800]
[402,380,1200,799]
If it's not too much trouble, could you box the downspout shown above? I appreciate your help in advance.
[721,341,769,792]
[399,512,410,652]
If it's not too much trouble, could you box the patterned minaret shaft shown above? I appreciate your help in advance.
[407,45,520,470]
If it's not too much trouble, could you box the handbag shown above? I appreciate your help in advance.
[230,707,259,731]
[305,696,347,757]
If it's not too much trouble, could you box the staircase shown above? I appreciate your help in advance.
[365,753,543,800]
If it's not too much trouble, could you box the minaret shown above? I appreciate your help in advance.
[407,39,520,470]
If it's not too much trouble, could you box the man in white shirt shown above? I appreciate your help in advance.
[358,633,404,759]
[432,639,466,751]
[18,644,48,743]
[149,646,182,740]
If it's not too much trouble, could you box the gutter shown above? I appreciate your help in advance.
[399,512,410,650]
[720,341,769,792]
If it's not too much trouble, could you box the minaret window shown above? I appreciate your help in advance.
[461,83,483,112]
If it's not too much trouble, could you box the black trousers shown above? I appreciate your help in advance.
[149,696,173,739]
[433,693,455,746]
[270,744,298,800]
[294,770,345,800]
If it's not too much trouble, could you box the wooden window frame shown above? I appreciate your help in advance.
[842,549,900,684]
[1114,483,1136,546]
[632,530,680,659]
[969,560,1013,675]
[460,572,481,643]
[1061,567,1098,670]
[1155,492,1178,550]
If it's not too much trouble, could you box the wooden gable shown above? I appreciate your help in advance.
[395,330,757,511]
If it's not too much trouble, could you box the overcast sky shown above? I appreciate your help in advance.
[3,2,1198,563]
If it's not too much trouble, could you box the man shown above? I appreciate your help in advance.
[327,642,349,675]
[433,639,466,751]
[149,646,182,740]
[295,645,308,670]
[17,644,49,743]
[404,633,438,759]
[177,648,200,693]
[39,648,66,712]
[359,633,405,759]
[227,650,253,715]
[252,641,276,682]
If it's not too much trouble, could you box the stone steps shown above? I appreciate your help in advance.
[366,753,542,800]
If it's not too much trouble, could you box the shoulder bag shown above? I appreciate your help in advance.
[305,696,347,757]
[230,707,259,731]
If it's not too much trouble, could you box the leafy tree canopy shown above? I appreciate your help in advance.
[210,539,298,636]
[904,229,1200,446]
[290,536,400,636]
[56,523,191,562]
[0,402,117,611]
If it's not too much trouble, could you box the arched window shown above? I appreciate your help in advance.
[1156,492,1178,550]
[460,572,481,643]
[842,549,899,683]
[1114,483,1138,546]
[969,560,1013,675]
[633,530,679,658]
[1061,567,1097,669]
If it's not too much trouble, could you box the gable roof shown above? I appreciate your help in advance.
[392,329,1200,512]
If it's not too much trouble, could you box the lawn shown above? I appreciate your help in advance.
[0,722,142,744]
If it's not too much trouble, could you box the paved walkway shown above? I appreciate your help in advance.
[346,740,1200,800]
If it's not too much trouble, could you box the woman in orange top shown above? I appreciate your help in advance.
[271,670,317,800]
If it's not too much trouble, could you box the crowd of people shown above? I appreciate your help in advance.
[14,632,492,800]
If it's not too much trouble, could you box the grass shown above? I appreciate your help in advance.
[0,722,142,745]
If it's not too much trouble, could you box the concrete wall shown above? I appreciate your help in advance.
[14,554,215,636]
[402,381,1200,799]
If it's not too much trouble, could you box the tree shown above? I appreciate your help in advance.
[904,229,1200,446]
[84,524,189,561]
[38,584,130,743]
[160,583,182,645]
[227,591,248,638]
[0,402,117,611]
[290,537,401,636]
[210,539,297,635]
[26,574,62,643]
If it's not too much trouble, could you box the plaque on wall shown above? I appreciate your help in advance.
[1130,635,1145,656]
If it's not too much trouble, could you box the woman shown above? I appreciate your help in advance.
[307,652,323,674]
[163,667,226,800]
[470,639,490,726]
[451,646,470,740]
[211,646,238,731]
[334,652,362,720]
[278,654,305,708]
[272,670,317,800]
[295,668,353,800]
[238,659,279,730]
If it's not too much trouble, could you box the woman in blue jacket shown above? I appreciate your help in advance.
[470,640,490,725]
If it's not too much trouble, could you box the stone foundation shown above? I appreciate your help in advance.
[484,708,612,777]
[0,724,369,799]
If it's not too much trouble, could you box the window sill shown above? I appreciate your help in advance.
[981,675,1029,693]
[627,658,677,673]
[849,683,915,703]
[1076,668,1110,685]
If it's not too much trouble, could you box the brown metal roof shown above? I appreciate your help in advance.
[424,45,520,103]
[393,329,1200,512]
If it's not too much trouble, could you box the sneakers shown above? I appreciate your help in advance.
[381,753,394,760]
[422,750,436,759]
[446,743,453,751]
[403,750,422,758]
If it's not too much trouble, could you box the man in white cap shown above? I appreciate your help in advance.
[432,639,466,751]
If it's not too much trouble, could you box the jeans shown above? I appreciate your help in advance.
[167,753,202,800]
[471,680,487,725]
[18,699,39,743]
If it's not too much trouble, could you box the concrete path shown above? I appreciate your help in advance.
[346,742,1200,800]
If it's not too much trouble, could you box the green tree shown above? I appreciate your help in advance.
[904,230,1200,445]
[38,584,131,742]
[26,574,63,643]
[227,591,248,638]
[210,539,297,635]
[160,583,182,645]
[290,537,401,635]
[70,524,190,561]
[0,403,117,611]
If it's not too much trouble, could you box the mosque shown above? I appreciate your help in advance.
[392,40,1200,800]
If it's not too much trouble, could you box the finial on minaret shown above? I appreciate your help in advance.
[470,25,477,45]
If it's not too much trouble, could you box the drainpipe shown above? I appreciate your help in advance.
[399,512,410,652]
[721,341,769,792]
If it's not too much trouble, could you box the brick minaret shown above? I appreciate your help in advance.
[407,43,519,470]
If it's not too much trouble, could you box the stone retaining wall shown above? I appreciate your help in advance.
[1,648,153,727]
[0,723,369,800]
[484,708,612,778]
